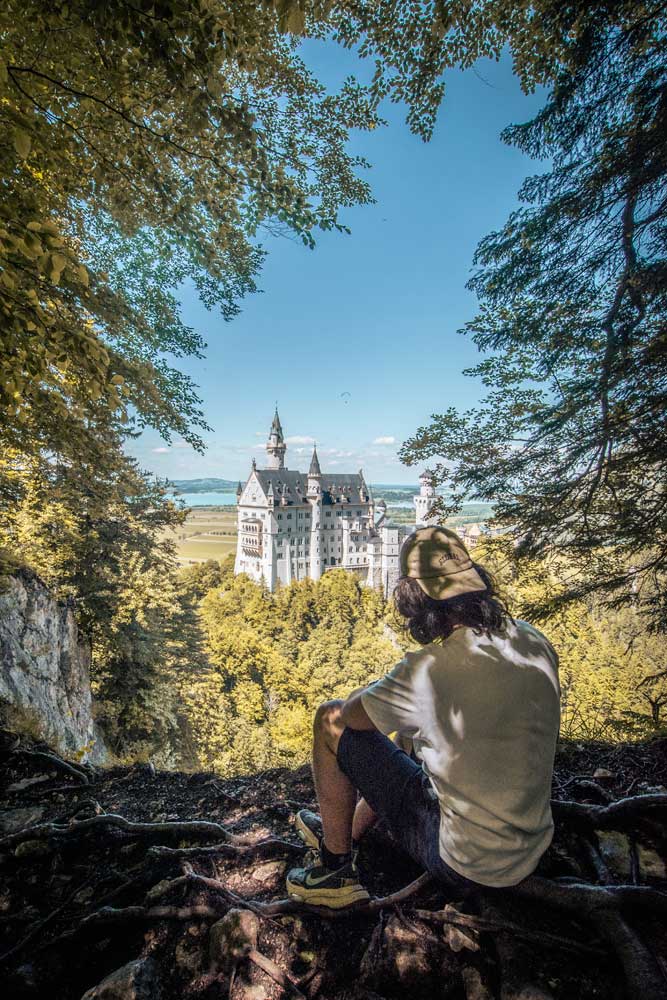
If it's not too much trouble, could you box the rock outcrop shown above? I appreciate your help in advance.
[0,570,104,760]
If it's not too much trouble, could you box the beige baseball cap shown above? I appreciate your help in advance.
[399,526,487,601]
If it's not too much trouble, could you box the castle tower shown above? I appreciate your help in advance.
[266,408,287,470]
[307,445,322,581]
[359,467,373,520]
[414,469,438,526]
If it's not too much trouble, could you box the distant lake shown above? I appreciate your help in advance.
[169,487,456,509]
[171,491,417,509]
[172,491,237,506]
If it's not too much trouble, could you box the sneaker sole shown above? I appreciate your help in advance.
[285,878,370,909]
[294,812,321,849]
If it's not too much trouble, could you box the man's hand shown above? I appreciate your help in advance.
[340,686,377,732]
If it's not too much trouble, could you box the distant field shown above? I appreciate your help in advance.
[166,506,238,564]
[387,503,494,526]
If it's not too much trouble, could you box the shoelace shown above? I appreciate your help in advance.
[303,846,321,867]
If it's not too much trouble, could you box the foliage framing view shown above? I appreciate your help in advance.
[401,2,667,632]
[2,2,666,759]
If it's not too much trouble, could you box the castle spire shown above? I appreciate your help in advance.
[309,444,321,477]
[266,408,286,470]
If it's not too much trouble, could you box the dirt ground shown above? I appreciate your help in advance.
[1,734,666,1000]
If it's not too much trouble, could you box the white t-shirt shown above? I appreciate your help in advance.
[360,620,560,887]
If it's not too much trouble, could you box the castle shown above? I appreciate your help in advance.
[234,411,438,595]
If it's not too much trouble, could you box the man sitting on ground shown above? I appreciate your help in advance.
[285,526,561,908]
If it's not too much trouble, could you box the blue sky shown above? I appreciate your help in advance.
[128,43,546,486]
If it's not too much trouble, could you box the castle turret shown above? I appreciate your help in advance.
[266,408,287,470]
[307,445,322,580]
[414,469,438,526]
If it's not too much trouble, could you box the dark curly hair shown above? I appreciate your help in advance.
[393,562,512,645]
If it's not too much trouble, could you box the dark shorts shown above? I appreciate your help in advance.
[337,727,481,895]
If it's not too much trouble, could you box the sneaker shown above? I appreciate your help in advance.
[295,809,323,850]
[295,809,361,863]
[286,856,370,909]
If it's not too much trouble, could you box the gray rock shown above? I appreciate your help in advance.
[174,924,204,973]
[209,908,260,974]
[14,839,51,859]
[0,805,44,834]
[598,831,631,878]
[638,844,666,879]
[80,957,160,1000]
[0,570,106,762]
[7,775,50,791]
[251,860,285,884]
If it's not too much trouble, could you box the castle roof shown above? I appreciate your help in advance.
[253,469,368,505]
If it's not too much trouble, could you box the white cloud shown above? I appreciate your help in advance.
[373,436,396,445]
[152,446,170,454]
[286,435,316,445]
[254,431,264,437]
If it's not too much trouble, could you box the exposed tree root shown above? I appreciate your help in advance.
[552,794,667,830]
[0,811,247,850]
[178,863,433,918]
[413,904,605,957]
[512,875,667,918]
[148,839,304,862]
[8,747,91,785]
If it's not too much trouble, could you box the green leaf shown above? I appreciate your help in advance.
[14,130,31,159]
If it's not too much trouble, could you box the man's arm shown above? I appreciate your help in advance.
[340,686,378,731]
[341,653,421,736]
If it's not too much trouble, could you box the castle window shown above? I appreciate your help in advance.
[325,511,332,517]
[287,513,292,519]
[277,514,283,520]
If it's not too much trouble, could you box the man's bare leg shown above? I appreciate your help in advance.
[352,797,377,842]
[312,700,357,855]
